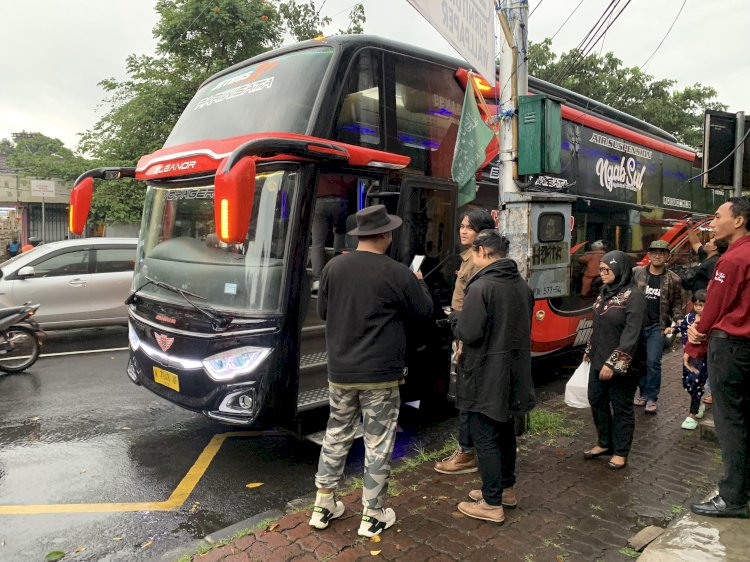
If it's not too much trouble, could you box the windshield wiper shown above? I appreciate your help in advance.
[126,276,234,331]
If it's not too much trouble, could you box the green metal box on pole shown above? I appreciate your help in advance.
[518,95,561,175]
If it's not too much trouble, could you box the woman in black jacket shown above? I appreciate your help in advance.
[583,250,646,469]
[449,230,536,524]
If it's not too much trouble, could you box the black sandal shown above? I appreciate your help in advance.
[607,459,627,469]
[583,447,613,460]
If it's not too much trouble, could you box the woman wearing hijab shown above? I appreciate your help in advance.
[582,251,646,469]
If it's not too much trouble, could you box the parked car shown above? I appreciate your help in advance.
[0,238,137,329]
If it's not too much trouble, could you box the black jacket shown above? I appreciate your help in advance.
[681,254,719,293]
[450,259,536,422]
[318,251,433,384]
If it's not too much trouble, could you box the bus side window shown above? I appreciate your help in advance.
[333,50,381,148]
[391,55,463,178]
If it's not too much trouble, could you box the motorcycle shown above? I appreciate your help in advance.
[0,302,45,373]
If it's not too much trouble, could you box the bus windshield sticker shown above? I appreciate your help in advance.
[194,77,275,111]
[224,283,237,295]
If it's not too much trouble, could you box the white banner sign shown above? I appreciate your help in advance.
[406,0,496,82]
[30,179,56,197]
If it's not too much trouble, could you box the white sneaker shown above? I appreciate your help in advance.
[358,507,396,537]
[311,280,320,293]
[309,495,345,529]
[696,403,706,419]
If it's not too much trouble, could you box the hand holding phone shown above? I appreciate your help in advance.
[409,254,425,273]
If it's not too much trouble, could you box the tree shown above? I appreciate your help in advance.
[80,0,365,224]
[2,132,90,182]
[528,39,726,147]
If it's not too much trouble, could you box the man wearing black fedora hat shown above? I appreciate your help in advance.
[309,204,434,537]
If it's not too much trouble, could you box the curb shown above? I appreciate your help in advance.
[158,508,285,562]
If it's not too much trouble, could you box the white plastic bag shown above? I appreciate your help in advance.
[564,361,591,408]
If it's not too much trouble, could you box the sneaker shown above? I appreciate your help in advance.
[468,488,517,508]
[681,416,698,430]
[311,280,320,294]
[309,494,345,529]
[358,508,396,537]
[457,499,504,524]
[696,403,706,419]
[434,449,478,474]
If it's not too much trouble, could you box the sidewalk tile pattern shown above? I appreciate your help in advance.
[188,350,725,561]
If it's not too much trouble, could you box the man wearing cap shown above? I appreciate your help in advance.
[632,240,684,413]
[309,204,433,537]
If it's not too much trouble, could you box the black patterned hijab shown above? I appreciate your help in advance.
[600,250,633,300]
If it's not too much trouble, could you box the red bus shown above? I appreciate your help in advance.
[69,35,725,428]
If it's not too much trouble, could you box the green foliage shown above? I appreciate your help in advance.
[529,38,727,147]
[80,0,366,225]
[3,131,90,182]
[527,407,582,437]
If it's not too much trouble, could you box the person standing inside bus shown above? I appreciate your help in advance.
[434,208,495,477]
[578,240,606,297]
[688,197,750,519]
[310,174,353,293]
[450,230,535,524]
[309,204,433,536]
[632,240,684,414]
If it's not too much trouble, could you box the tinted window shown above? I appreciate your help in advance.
[95,247,136,273]
[334,49,381,147]
[165,48,333,147]
[392,56,464,177]
[33,250,89,277]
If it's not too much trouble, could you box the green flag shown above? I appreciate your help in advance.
[451,81,495,207]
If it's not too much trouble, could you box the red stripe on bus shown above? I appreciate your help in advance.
[561,106,696,162]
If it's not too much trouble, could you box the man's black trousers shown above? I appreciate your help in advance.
[709,335,750,507]
[466,411,516,506]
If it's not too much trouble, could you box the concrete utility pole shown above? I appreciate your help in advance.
[496,0,527,235]
[733,111,745,196]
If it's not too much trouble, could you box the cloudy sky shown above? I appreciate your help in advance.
[1,0,747,151]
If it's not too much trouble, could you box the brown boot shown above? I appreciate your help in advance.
[468,488,518,508]
[434,449,478,474]
[457,499,504,524]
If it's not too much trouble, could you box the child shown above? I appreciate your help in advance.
[666,290,708,430]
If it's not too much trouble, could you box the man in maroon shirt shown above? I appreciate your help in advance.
[688,196,750,519]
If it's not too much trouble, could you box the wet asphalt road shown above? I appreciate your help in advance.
[0,328,462,562]
[0,328,574,562]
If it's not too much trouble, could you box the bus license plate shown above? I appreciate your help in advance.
[153,366,180,392]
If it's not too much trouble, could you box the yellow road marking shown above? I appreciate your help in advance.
[0,431,268,516]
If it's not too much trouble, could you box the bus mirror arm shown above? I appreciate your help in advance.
[69,167,137,235]
[215,137,352,244]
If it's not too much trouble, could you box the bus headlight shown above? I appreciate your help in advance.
[202,346,272,381]
[128,323,141,351]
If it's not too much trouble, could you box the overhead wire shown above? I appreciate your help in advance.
[550,0,585,41]
[551,0,629,85]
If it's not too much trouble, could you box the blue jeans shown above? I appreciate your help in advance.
[638,323,664,402]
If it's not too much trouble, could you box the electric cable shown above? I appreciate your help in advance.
[529,0,544,18]
[638,0,687,71]
[550,0,585,41]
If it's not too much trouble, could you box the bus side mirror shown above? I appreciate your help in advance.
[69,177,94,235]
[214,156,256,244]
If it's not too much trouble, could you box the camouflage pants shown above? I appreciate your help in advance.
[315,385,400,509]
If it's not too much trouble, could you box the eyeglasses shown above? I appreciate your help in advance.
[599,267,612,274]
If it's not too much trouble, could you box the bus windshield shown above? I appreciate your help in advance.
[134,169,299,314]
[164,47,334,147]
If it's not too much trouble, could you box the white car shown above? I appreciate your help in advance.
[0,238,137,329]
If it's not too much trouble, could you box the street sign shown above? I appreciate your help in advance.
[702,110,750,189]
[30,179,56,197]
[406,0,496,82]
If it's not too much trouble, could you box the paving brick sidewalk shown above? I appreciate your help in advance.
[186,349,725,562]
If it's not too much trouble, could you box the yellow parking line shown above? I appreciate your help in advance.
[0,431,265,516]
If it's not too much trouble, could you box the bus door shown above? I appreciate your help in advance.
[393,177,456,404]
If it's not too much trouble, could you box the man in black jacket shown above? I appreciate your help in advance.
[449,230,536,524]
[681,237,729,293]
[309,205,433,537]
